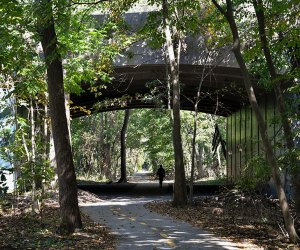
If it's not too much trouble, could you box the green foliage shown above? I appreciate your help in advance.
[139,0,205,49]
[16,160,55,194]
[278,148,300,175]
[181,111,226,171]
[55,1,137,95]
[71,111,124,179]
[1,0,298,193]
[128,109,174,172]
[139,11,164,49]
[1,0,137,190]
[71,108,226,179]
[237,156,271,192]
[242,0,299,88]
[0,88,54,198]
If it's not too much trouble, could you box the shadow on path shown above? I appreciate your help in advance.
[80,195,240,250]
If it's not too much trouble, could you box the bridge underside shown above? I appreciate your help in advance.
[70,64,264,118]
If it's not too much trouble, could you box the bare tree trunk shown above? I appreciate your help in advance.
[103,113,114,180]
[216,145,222,176]
[41,94,49,216]
[189,111,197,204]
[65,94,72,144]
[21,98,38,212]
[99,113,104,177]
[211,0,299,243]
[34,101,43,190]
[189,44,209,204]
[118,109,130,183]
[162,0,187,206]
[253,0,300,217]
[99,113,108,179]
[30,98,39,213]
[110,113,118,181]
[37,0,82,233]
[196,145,204,178]
[104,143,112,179]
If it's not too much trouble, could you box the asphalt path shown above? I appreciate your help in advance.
[80,194,242,250]
[80,171,242,249]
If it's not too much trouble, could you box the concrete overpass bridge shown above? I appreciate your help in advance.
[70,6,280,182]
[70,9,265,118]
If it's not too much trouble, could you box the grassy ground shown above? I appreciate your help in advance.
[0,190,115,249]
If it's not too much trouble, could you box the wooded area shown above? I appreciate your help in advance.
[0,0,299,247]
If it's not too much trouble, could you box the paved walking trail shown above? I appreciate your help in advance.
[81,195,246,250]
[80,171,244,249]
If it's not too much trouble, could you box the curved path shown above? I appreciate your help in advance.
[80,195,241,249]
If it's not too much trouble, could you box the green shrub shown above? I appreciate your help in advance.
[237,156,271,192]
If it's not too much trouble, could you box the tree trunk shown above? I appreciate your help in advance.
[252,0,300,218]
[189,56,207,203]
[162,0,187,206]
[65,94,72,141]
[110,112,118,181]
[196,145,204,178]
[34,101,43,190]
[212,0,299,243]
[216,145,222,176]
[103,113,113,180]
[37,0,82,233]
[104,143,112,180]
[30,98,39,212]
[189,111,198,204]
[41,95,49,215]
[118,109,130,183]
[99,113,104,176]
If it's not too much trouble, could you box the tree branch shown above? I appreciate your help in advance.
[252,0,277,78]
[70,0,109,5]
[211,0,227,18]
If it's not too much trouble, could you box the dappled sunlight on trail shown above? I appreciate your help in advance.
[81,195,244,250]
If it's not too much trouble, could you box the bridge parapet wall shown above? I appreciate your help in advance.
[94,10,238,68]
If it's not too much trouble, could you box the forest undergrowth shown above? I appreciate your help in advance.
[0,190,115,249]
[146,188,300,250]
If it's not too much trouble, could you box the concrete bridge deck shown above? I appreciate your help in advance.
[70,9,267,118]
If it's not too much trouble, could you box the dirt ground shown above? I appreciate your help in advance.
[146,188,300,250]
[1,186,300,249]
[0,190,115,249]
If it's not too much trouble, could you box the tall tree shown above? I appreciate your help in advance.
[162,0,187,206]
[118,109,130,183]
[211,0,299,243]
[36,0,82,233]
[186,54,210,204]
[252,0,300,217]
[0,0,55,208]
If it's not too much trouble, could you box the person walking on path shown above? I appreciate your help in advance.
[156,165,165,188]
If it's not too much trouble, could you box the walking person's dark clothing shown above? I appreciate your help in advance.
[156,165,165,188]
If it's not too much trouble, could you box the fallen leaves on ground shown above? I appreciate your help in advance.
[78,189,104,204]
[145,189,300,250]
[0,190,115,249]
